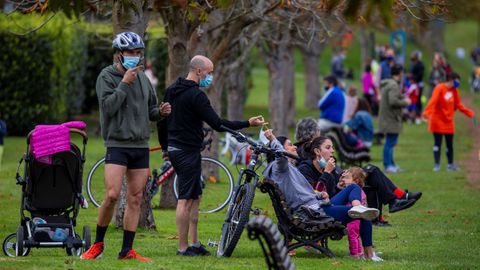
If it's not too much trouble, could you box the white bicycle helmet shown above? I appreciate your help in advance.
[112,31,145,50]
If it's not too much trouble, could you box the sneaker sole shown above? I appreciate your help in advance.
[348,209,379,221]
[80,252,103,260]
[389,199,417,213]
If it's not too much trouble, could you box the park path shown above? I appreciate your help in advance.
[459,95,480,189]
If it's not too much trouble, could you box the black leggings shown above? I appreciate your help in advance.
[433,133,454,164]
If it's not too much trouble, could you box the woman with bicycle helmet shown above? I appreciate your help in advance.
[80,32,171,262]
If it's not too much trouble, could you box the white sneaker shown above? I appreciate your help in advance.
[371,251,384,262]
[433,164,440,172]
[348,205,379,221]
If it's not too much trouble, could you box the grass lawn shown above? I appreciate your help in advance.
[1,22,480,269]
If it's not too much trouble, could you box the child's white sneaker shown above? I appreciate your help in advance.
[348,205,379,221]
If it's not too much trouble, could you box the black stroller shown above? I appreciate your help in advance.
[2,128,91,257]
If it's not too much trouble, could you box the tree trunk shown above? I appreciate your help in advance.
[259,23,295,136]
[260,40,292,136]
[359,27,370,69]
[159,175,177,209]
[112,0,156,229]
[157,6,196,209]
[283,46,296,129]
[301,53,320,109]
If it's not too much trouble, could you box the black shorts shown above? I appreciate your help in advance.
[105,147,149,169]
[168,149,202,200]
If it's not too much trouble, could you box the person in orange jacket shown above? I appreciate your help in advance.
[423,72,475,172]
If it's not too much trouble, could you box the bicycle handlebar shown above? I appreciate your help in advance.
[220,125,299,161]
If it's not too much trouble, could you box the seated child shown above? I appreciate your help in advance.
[338,167,382,261]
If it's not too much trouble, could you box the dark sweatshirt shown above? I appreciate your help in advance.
[158,77,249,151]
[96,64,161,148]
[297,159,342,197]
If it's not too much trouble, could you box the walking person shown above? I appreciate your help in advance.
[80,32,171,261]
[157,55,264,256]
[378,65,410,173]
[423,72,475,171]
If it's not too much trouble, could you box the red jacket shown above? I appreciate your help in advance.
[423,83,474,134]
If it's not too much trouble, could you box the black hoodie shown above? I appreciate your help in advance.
[297,159,342,197]
[158,77,249,151]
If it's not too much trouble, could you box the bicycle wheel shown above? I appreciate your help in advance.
[173,157,234,213]
[217,182,255,257]
[86,157,106,208]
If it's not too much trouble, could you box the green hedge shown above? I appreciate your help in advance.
[0,33,54,135]
[0,13,167,135]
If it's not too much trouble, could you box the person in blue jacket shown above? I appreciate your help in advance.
[318,75,346,132]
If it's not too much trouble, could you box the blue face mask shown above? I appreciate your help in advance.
[317,157,327,168]
[453,79,460,88]
[199,74,213,88]
[122,56,140,70]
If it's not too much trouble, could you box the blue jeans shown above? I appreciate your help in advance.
[330,184,362,205]
[383,133,399,168]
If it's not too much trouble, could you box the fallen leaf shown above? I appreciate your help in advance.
[331,261,342,266]
[167,235,179,240]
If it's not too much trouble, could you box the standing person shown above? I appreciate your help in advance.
[80,32,171,261]
[378,65,410,173]
[157,55,264,256]
[337,167,369,259]
[331,49,347,80]
[423,72,475,171]
[317,75,346,132]
[409,51,425,124]
[378,49,395,81]
[428,57,446,98]
[362,64,379,116]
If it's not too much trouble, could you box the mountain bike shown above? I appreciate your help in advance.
[85,130,234,213]
[217,125,298,257]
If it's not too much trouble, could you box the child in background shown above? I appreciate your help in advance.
[338,167,383,261]
[404,76,420,124]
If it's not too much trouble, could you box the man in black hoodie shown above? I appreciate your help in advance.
[158,55,264,256]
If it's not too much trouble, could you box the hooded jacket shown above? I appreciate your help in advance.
[423,83,474,134]
[158,77,249,151]
[297,159,341,197]
[378,78,408,134]
[96,64,161,148]
[263,139,321,211]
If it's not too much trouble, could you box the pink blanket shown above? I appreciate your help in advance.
[31,121,86,160]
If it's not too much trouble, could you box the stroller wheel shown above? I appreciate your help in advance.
[3,232,30,257]
[16,226,25,256]
[66,234,82,256]
[82,226,91,251]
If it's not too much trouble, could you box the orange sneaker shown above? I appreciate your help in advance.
[80,242,104,260]
[118,249,152,262]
